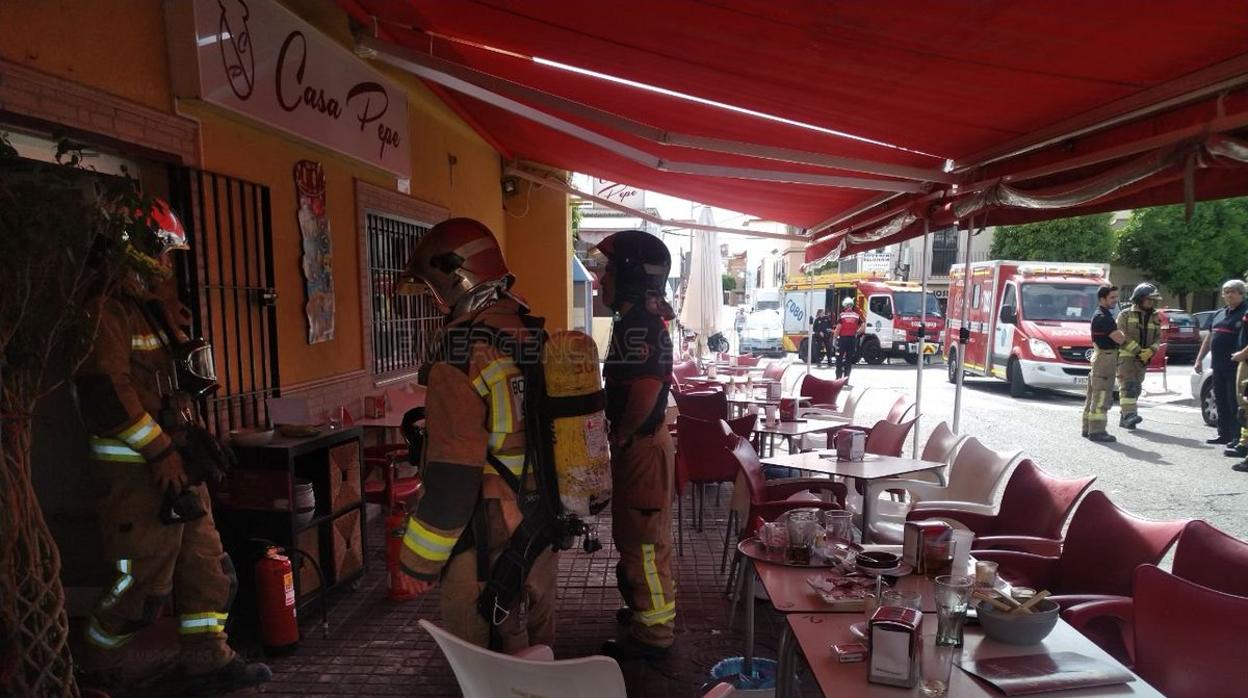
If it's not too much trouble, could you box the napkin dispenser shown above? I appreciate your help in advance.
[707,364,718,379]
[867,605,922,688]
[363,393,387,419]
[903,519,953,574]
[766,381,782,401]
[835,430,865,461]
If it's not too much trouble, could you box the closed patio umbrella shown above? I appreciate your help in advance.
[680,207,723,360]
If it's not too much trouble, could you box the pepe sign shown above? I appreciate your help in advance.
[172,0,411,176]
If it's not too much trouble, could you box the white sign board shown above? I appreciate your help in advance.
[166,0,411,176]
[861,252,892,274]
[592,177,645,209]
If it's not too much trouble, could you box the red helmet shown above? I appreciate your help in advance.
[396,218,512,316]
[126,198,189,280]
[144,198,189,255]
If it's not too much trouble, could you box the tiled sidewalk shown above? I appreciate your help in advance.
[231,489,822,697]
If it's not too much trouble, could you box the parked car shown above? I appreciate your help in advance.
[1192,352,1216,427]
[1158,308,1200,363]
[1193,309,1218,342]
[739,309,785,357]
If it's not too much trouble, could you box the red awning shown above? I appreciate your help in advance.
[340,0,1248,258]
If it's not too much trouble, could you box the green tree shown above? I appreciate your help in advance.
[989,213,1116,262]
[722,273,737,291]
[1116,198,1248,309]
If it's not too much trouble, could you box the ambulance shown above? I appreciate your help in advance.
[781,273,944,364]
[943,260,1112,397]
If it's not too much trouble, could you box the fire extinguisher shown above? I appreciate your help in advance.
[255,546,299,656]
[387,507,420,601]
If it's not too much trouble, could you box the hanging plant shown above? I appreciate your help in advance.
[0,136,156,696]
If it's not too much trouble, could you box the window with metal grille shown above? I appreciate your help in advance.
[367,212,444,375]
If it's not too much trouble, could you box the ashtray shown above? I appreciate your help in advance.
[855,551,901,573]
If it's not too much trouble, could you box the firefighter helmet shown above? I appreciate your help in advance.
[126,198,189,280]
[396,217,513,317]
[1130,282,1162,305]
[593,230,670,308]
[841,297,854,308]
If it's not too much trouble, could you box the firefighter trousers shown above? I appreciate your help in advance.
[1236,361,1248,443]
[85,463,236,675]
[1117,357,1147,417]
[612,428,677,648]
[836,336,859,379]
[439,499,557,653]
[1081,350,1118,435]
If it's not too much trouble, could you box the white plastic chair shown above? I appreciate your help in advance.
[420,619,627,698]
[796,387,871,451]
[865,437,1023,543]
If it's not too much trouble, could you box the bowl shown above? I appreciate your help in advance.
[855,550,901,573]
[229,427,274,447]
[976,599,1060,645]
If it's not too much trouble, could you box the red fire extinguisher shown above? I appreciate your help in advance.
[256,546,299,655]
[387,508,420,601]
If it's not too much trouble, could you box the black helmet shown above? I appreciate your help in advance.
[1131,282,1161,305]
[594,230,671,306]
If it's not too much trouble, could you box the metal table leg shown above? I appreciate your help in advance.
[775,623,797,698]
[743,559,755,676]
[860,476,873,543]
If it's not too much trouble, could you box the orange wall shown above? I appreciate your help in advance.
[506,179,572,331]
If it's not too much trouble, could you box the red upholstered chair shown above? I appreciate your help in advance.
[863,418,916,457]
[905,460,1096,545]
[761,360,788,382]
[670,360,704,393]
[673,389,728,421]
[733,354,761,367]
[674,415,756,555]
[1064,565,1248,698]
[361,407,424,513]
[973,490,1186,609]
[1171,519,1248,597]
[799,374,847,409]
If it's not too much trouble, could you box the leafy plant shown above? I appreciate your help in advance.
[989,213,1116,262]
[722,273,737,292]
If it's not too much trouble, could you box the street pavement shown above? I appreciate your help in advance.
[793,357,1248,542]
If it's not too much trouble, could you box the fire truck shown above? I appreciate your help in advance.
[943,260,1112,397]
[781,273,945,364]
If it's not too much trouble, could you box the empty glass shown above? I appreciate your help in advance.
[759,521,786,554]
[880,588,922,611]
[821,510,855,547]
[920,635,958,696]
[934,575,975,647]
[785,510,818,565]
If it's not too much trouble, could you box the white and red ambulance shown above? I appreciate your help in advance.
[943,260,1112,396]
[782,273,944,364]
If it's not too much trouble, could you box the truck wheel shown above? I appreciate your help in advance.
[903,353,919,365]
[860,339,885,365]
[1007,357,1028,398]
[946,348,959,384]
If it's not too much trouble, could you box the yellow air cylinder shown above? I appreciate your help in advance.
[543,330,612,517]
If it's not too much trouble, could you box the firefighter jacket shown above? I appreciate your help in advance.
[1116,306,1161,361]
[400,298,532,582]
[76,294,179,467]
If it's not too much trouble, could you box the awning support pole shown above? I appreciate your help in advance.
[913,220,930,457]
[805,271,814,378]
[952,216,976,433]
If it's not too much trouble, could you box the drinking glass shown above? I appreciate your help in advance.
[975,560,999,590]
[934,575,975,647]
[821,510,855,547]
[920,634,958,696]
[880,588,922,611]
[759,521,786,555]
[785,510,818,565]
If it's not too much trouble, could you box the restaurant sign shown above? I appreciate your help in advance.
[165,0,411,177]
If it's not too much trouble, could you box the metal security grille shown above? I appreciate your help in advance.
[168,167,280,434]
[366,212,443,375]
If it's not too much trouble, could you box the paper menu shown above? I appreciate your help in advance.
[958,652,1134,695]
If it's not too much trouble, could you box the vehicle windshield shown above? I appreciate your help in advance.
[1166,311,1195,327]
[893,291,942,317]
[1020,283,1100,321]
[744,310,782,338]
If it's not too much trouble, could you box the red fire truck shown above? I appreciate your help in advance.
[943,260,1112,397]
[782,273,944,364]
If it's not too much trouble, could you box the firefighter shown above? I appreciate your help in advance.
[1116,282,1163,429]
[834,296,866,379]
[394,218,556,652]
[1081,285,1126,442]
[595,230,677,661]
[811,308,832,366]
[75,200,271,694]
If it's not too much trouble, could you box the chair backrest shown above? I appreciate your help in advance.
[677,416,741,484]
[992,460,1095,538]
[1172,519,1248,597]
[864,418,916,457]
[885,395,911,423]
[673,390,728,421]
[735,355,761,367]
[1055,490,1186,596]
[728,435,770,506]
[800,374,848,408]
[761,360,788,381]
[920,421,964,464]
[726,414,757,439]
[1131,565,1248,698]
[420,619,627,698]
[938,437,1022,505]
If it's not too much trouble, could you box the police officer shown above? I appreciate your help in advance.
[834,297,866,379]
[395,218,557,652]
[1195,280,1248,451]
[811,308,832,365]
[1116,282,1163,429]
[595,230,677,661]
[75,200,271,694]
[1081,285,1126,442]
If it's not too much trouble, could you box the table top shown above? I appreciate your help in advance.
[787,613,1161,697]
[760,452,945,480]
[728,394,810,406]
[755,558,937,615]
[753,417,849,436]
[353,386,426,428]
